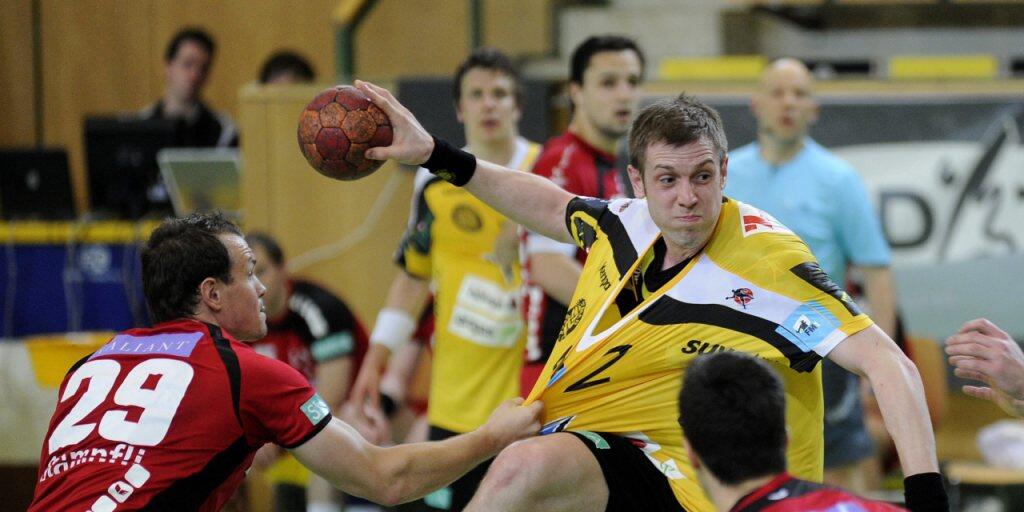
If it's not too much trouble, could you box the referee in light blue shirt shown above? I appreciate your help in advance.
[725,58,895,493]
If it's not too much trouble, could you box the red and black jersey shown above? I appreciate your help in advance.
[521,131,629,365]
[29,319,331,512]
[252,280,369,386]
[732,473,906,512]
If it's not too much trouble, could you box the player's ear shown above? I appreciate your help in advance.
[455,100,465,124]
[682,438,700,470]
[199,277,222,311]
[568,81,582,108]
[719,153,729,190]
[627,164,645,198]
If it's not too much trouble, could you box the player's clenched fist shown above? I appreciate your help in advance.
[480,398,544,450]
[356,80,434,167]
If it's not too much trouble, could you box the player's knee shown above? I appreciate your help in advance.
[485,437,564,493]
[488,439,543,486]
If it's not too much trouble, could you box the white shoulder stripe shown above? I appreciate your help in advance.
[605,198,659,255]
[668,255,845,357]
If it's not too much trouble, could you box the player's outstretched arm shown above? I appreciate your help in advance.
[946,318,1024,418]
[292,398,542,506]
[358,80,575,244]
[349,271,431,413]
[828,325,947,511]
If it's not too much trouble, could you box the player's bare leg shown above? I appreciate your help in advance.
[465,432,608,512]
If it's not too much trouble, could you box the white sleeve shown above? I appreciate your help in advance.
[524,230,577,257]
[405,167,435,229]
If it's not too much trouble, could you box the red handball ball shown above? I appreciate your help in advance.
[297,85,393,181]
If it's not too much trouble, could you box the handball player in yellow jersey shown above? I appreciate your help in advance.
[356,82,947,512]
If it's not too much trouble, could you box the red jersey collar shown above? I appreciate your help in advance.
[139,318,242,344]
[566,130,617,164]
[730,472,793,512]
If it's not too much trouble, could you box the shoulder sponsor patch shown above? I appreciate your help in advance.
[300,393,331,426]
[774,302,839,352]
[737,202,793,238]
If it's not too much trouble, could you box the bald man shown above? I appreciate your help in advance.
[724,58,897,492]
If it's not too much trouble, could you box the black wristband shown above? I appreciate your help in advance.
[422,136,477,186]
[379,392,398,418]
[903,472,949,512]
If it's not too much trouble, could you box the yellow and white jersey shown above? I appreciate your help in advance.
[524,196,873,511]
[396,137,541,432]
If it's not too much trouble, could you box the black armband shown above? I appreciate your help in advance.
[903,472,949,512]
[422,136,476,186]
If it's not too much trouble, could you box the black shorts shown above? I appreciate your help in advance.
[568,431,686,512]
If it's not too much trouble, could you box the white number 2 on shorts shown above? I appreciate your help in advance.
[48,358,194,454]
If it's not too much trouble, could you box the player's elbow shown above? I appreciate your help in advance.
[867,346,922,391]
[373,486,405,508]
[370,452,416,506]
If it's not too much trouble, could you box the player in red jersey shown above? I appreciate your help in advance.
[28,212,542,512]
[678,351,910,512]
[520,35,645,392]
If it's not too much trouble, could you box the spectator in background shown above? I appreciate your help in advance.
[678,352,906,512]
[947,318,1024,418]
[725,58,896,493]
[260,50,316,85]
[245,232,374,512]
[520,35,645,393]
[140,27,237,147]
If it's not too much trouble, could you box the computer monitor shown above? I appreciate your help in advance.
[84,116,178,220]
[0,149,76,220]
[158,148,241,219]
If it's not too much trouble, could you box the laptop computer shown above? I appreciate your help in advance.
[84,116,179,220]
[157,148,241,218]
[0,149,76,220]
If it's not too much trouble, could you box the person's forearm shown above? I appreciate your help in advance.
[375,429,500,505]
[464,160,575,245]
[385,271,431,319]
[861,266,897,337]
[867,350,939,475]
[530,253,582,305]
[366,272,429,356]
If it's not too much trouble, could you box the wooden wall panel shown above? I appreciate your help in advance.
[40,0,156,213]
[0,0,39,146]
[484,0,551,58]
[350,0,551,79]
[354,0,469,79]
